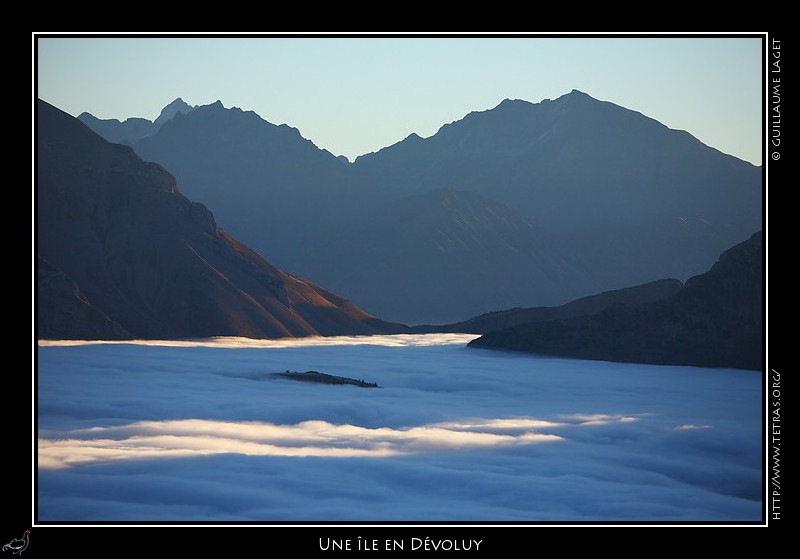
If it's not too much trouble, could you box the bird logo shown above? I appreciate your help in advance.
[2,531,29,555]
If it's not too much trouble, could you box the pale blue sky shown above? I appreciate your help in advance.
[35,34,764,165]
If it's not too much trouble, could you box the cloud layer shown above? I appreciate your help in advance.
[38,416,572,469]
[36,335,763,523]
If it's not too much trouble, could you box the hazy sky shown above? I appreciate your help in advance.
[34,33,765,165]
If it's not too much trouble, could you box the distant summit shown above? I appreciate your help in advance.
[78,97,197,146]
[343,89,761,321]
[153,97,197,127]
[129,98,353,271]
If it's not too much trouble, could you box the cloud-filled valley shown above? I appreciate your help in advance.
[36,335,762,523]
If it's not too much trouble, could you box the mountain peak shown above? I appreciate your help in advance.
[494,98,532,111]
[493,90,593,112]
[163,97,190,109]
[567,88,590,97]
[153,98,197,127]
[548,89,596,107]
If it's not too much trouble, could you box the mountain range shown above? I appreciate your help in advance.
[37,99,406,340]
[38,92,764,371]
[79,90,763,324]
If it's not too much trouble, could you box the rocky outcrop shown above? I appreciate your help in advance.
[468,232,763,370]
[275,371,379,388]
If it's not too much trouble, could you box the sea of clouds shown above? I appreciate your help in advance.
[36,334,763,523]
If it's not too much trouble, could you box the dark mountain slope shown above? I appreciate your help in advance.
[36,99,406,340]
[131,101,363,270]
[354,90,762,292]
[469,232,763,370]
[304,187,600,324]
[37,257,134,340]
[413,277,684,334]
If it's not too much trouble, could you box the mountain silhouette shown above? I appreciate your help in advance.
[77,97,196,146]
[81,90,762,324]
[352,90,761,287]
[129,100,359,271]
[468,232,763,370]
[36,99,407,340]
[413,277,685,334]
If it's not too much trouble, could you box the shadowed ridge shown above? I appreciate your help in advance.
[413,277,685,334]
[469,232,763,370]
[37,98,408,340]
